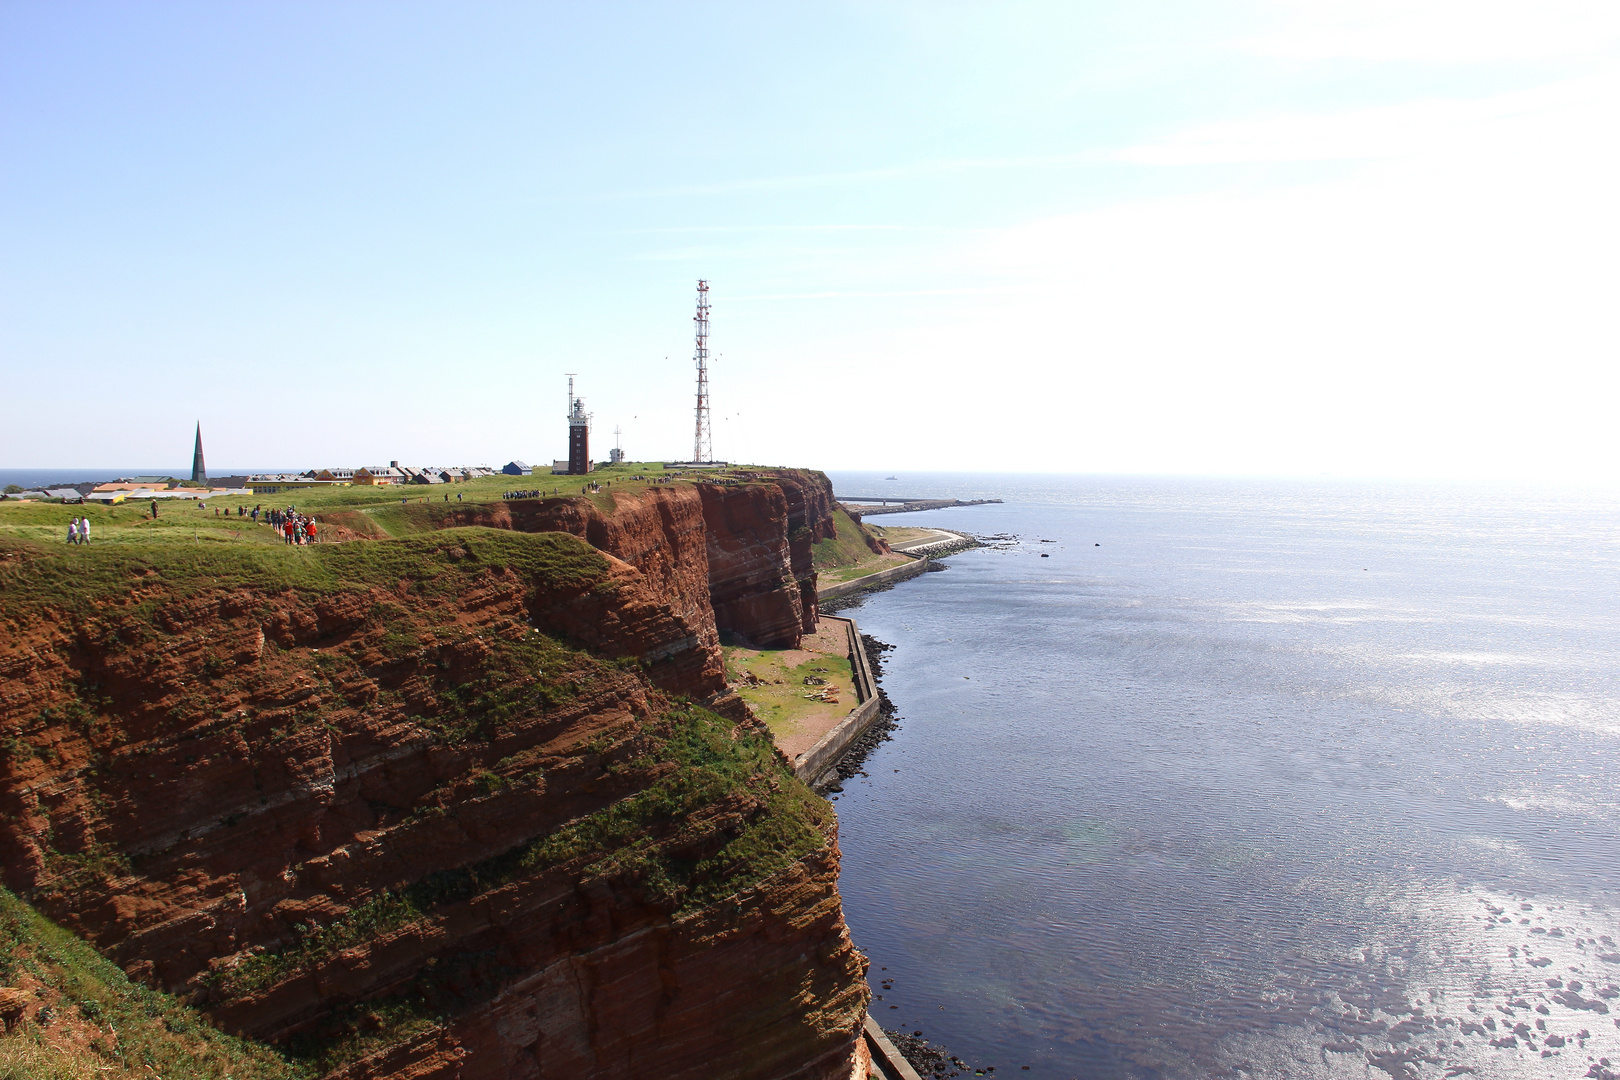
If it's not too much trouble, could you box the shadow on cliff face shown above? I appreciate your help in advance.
[384,470,841,657]
[0,527,870,1080]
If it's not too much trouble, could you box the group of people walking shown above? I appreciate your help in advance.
[259,505,318,545]
[61,505,319,546]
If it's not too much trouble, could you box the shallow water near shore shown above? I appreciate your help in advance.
[825,473,1620,1079]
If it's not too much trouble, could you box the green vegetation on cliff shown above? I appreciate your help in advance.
[212,699,830,1001]
[0,463,827,554]
[0,527,609,622]
[0,887,306,1080]
[724,647,856,739]
[810,507,910,583]
[0,517,843,1075]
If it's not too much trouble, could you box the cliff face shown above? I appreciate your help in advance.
[743,469,838,641]
[420,489,725,688]
[0,528,867,1079]
[406,470,840,652]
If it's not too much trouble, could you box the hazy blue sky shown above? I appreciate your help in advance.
[3,1,1616,480]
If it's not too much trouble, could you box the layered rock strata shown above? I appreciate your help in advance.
[0,528,868,1078]
[394,470,839,651]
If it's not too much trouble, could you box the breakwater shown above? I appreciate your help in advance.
[888,532,978,558]
[840,498,1001,516]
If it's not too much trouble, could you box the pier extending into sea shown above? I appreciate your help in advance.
[837,496,1001,516]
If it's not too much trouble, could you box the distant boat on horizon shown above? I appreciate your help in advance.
[884,475,898,480]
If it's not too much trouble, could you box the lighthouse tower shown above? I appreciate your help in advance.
[565,376,591,475]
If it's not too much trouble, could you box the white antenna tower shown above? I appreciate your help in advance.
[693,279,711,464]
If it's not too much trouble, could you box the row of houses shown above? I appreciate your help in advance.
[4,460,537,502]
[1,486,97,503]
[3,477,251,504]
[245,461,527,495]
[308,462,504,485]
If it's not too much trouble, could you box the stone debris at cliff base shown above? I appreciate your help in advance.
[883,1028,986,1079]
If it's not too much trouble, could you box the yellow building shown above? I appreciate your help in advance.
[246,475,351,495]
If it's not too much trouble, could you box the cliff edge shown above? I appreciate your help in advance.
[0,468,870,1080]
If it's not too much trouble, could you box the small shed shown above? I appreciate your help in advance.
[502,461,530,476]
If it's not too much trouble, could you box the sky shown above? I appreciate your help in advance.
[2,1,1616,482]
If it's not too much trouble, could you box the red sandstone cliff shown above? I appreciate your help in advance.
[402,470,840,652]
[0,528,867,1079]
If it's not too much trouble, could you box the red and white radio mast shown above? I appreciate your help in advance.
[692,280,712,464]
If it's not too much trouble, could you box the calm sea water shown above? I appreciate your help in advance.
[824,473,1620,1080]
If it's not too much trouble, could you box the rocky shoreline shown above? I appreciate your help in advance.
[820,577,993,1080]
[814,634,898,795]
[883,1028,986,1078]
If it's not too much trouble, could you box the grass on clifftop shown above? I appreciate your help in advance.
[0,462,825,549]
[0,527,611,627]
[0,888,306,1080]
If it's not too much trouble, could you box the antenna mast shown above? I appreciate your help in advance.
[693,280,711,464]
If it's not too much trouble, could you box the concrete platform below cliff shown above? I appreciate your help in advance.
[723,615,885,787]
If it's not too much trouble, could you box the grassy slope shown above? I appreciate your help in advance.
[0,888,307,1080]
[810,508,911,583]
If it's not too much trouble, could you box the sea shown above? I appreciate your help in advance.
[822,472,1620,1080]
[0,469,296,491]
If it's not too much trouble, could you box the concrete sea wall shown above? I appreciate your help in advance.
[816,557,930,601]
[793,614,880,786]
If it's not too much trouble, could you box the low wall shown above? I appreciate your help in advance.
[836,613,877,700]
[816,557,930,601]
[864,1016,926,1080]
[793,614,881,784]
[796,639,927,1080]
[841,498,1000,517]
[795,697,879,784]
